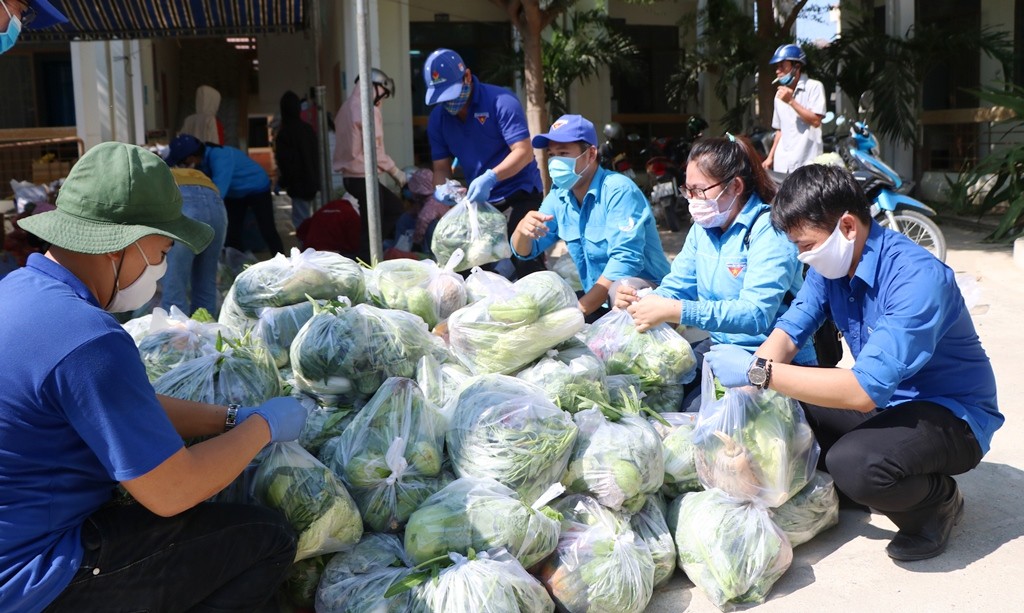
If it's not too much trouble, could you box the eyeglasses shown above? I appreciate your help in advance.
[2,1,34,26]
[682,178,731,200]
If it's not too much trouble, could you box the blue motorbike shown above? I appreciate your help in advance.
[836,118,947,261]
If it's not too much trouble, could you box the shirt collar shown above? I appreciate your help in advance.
[558,165,607,209]
[731,192,768,229]
[26,252,102,307]
[851,220,885,289]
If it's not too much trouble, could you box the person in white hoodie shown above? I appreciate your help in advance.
[180,85,225,146]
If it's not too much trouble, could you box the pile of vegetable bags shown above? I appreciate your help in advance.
[583,308,697,413]
[514,338,609,413]
[447,270,585,375]
[431,198,512,272]
[316,533,421,612]
[131,305,232,381]
[365,257,467,329]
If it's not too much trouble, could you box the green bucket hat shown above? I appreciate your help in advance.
[19,142,214,255]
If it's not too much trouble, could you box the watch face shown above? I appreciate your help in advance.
[748,367,768,386]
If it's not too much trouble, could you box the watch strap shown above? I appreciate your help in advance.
[224,403,240,431]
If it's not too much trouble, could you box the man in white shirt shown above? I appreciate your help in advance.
[762,44,827,173]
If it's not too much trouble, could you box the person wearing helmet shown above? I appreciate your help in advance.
[0,0,67,55]
[762,43,826,174]
[422,48,546,279]
[333,67,407,263]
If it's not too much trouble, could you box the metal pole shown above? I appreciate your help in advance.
[309,0,332,213]
[356,0,382,264]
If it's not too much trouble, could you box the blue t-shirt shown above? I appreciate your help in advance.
[654,194,817,364]
[516,166,670,291]
[0,255,184,613]
[776,222,1002,454]
[201,145,271,199]
[427,76,542,201]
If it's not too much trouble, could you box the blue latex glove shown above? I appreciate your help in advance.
[434,184,458,205]
[704,344,756,388]
[466,169,498,203]
[236,397,309,443]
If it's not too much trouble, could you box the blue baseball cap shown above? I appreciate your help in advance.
[24,0,69,29]
[423,48,467,105]
[163,134,204,168]
[531,114,598,149]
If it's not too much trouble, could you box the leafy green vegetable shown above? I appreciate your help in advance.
[672,488,793,608]
[430,199,512,272]
[446,375,578,504]
[298,404,356,457]
[403,477,561,570]
[770,470,840,547]
[316,534,419,613]
[252,301,317,368]
[650,412,702,497]
[515,339,609,414]
[629,497,676,588]
[584,309,697,389]
[152,332,280,407]
[281,555,328,609]
[410,549,555,613]
[134,306,230,381]
[231,247,366,317]
[253,442,363,561]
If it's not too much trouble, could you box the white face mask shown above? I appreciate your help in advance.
[797,215,855,279]
[687,180,738,229]
[105,243,167,312]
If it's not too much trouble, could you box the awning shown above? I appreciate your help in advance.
[21,1,307,41]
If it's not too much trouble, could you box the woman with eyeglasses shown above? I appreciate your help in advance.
[615,134,816,410]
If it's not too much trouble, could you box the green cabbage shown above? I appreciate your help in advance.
[252,301,317,368]
[584,309,697,389]
[410,549,555,613]
[651,412,702,497]
[430,199,512,272]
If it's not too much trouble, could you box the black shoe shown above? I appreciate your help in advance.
[885,489,965,562]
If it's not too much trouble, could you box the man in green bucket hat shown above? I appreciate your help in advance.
[1,142,308,612]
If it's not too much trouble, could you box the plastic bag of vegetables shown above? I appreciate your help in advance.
[298,402,357,457]
[232,248,365,316]
[515,339,608,413]
[251,301,317,368]
[583,309,697,389]
[289,299,448,403]
[367,258,467,328]
[215,284,255,335]
[134,306,231,381]
[323,377,447,532]
[641,383,686,414]
[430,198,512,272]
[404,477,562,570]
[629,497,676,588]
[447,271,585,375]
[463,266,514,304]
[316,533,419,613]
[538,494,655,613]
[650,412,702,497]
[406,548,555,613]
[415,354,471,419]
[152,333,280,406]
[280,555,328,610]
[692,369,819,507]
[770,470,839,547]
[447,375,578,505]
[253,441,364,561]
[546,247,583,291]
[122,312,154,343]
[672,488,793,609]
[562,404,665,513]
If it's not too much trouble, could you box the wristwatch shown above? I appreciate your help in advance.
[224,403,240,431]
[747,357,773,390]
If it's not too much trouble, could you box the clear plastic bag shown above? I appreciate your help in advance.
[539,494,655,613]
[447,271,585,375]
[367,258,467,328]
[430,198,512,272]
[404,477,562,570]
[446,375,578,505]
[315,534,419,613]
[692,367,819,508]
[252,301,317,368]
[515,339,608,413]
[463,265,514,304]
[584,309,697,389]
[562,408,665,513]
[415,354,471,420]
[321,378,447,532]
[629,497,677,588]
[253,441,363,561]
[650,412,702,498]
[230,247,366,317]
[152,334,280,406]
[414,549,555,613]
[134,306,230,381]
[672,488,793,608]
[770,470,840,547]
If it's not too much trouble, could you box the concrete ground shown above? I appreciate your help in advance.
[647,219,1024,612]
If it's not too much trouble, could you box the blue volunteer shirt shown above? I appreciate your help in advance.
[201,145,271,199]
[427,76,542,201]
[515,166,671,291]
[776,222,1002,454]
[0,255,184,613]
[654,194,817,364]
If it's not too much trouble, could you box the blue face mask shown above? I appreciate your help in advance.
[548,149,592,190]
[777,71,794,86]
[0,4,22,55]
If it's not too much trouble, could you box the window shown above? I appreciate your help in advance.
[609,24,679,116]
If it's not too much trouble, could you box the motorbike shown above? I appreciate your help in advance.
[643,116,708,232]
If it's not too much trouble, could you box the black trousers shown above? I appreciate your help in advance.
[493,189,547,279]
[343,177,404,264]
[224,190,284,256]
[802,400,982,523]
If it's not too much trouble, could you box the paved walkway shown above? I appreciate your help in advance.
[647,220,1024,612]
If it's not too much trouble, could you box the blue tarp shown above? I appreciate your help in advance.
[22,0,306,40]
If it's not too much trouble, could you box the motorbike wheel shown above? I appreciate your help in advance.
[878,210,947,262]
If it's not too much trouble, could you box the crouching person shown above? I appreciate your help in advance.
[2,142,308,612]
[705,164,1001,561]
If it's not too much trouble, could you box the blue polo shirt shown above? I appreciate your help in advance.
[516,166,671,292]
[654,194,817,364]
[0,255,184,613]
[201,145,271,200]
[427,76,542,201]
[776,222,1002,454]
